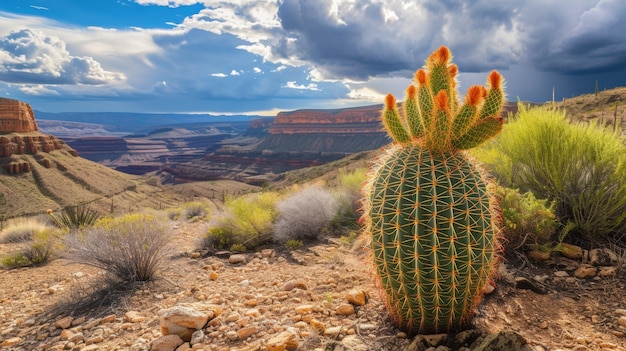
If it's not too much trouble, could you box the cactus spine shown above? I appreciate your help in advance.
[363,46,505,335]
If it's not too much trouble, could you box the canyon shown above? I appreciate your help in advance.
[0,98,78,175]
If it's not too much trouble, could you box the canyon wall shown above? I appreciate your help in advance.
[0,98,39,133]
[0,98,77,174]
[269,105,383,134]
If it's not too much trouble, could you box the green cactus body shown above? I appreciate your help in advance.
[363,46,505,335]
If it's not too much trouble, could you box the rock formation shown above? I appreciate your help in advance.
[269,105,383,134]
[0,98,39,133]
[0,98,77,174]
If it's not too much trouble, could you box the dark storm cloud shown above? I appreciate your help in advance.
[534,0,626,74]
[274,0,521,80]
[0,29,124,85]
[273,0,626,82]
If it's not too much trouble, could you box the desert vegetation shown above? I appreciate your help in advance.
[473,103,626,244]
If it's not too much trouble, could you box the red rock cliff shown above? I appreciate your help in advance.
[0,98,77,175]
[269,105,383,134]
[0,98,39,133]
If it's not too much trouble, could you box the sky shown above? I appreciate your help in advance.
[0,0,625,115]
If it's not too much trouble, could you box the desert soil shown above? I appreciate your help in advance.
[1,220,625,351]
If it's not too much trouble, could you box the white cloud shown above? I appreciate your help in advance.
[253,67,262,73]
[345,86,385,102]
[134,0,201,8]
[211,72,227,77]
[0,29,125,85]
[18,84,59,96]
[230,69,240,76]
[282,81,319,91]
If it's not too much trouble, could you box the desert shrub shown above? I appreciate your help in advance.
[64,213,170,282]
[496,186,558,252]
[474,103,626,241]
[181,201,211,220]
[48,205,100,230]
[1,228,62,268]
[166,208,182,221]
[331,168,366,230]
[273,186,338,242]
[0,217,53,243]
[202,191,279,252]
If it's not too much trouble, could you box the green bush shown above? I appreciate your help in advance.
[474,103,626,241]
[64,213,170,282]
[48,205,100,230]
[495,186,558,251]
[273,186,338,242]
[1,228,62,268]
[331,168,367,231]
[0,217,53,243]
[181,201,211,220]
[202,192,279,252]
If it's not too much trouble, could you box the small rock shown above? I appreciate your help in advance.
[83,318,101,330]
[295,304,315,314]
[190,330,205,345]
[539,321,548,329]
[454,329,482,346]
[60,329,73,340]
[151,335,184,351]
[175,342,190,351]
[345,289,369,306]
[86,335,104,345]
[471,331,533,350]
[335,303,355,316]
[160,306,210,342]
[125,311,146,323]
[526,250,551,261]
[618,316,626,328]
[229,254,247,264]
[397,332,408,339]
[266,331,299,351]
[237,326,258,340]
[281,281,296,291]
[55,316,73,329]
[262,249,275,258]
[209,271,218,280]
[226,331,238,341]
[337,335,369,351]
[71,316,85,326]
[615,309,626,316]
[190,252,201,259]
[573,264,597,279]
[591,315,601,323]
[554,270,569,277]
[324,326,342,336]
[424,334,448,347]
[101,314,116,323]
[70,332,85,343]
[1,337,22,347]
[558,243,583,260]
[598,266,617,277]
[588,248,619,266]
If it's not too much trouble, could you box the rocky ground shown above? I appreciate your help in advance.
[1,220,625,351]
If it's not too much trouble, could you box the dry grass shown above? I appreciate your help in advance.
[0,217,53,243]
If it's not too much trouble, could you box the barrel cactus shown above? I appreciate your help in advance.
[362,46,505,335]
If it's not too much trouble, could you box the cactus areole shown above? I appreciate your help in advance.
[363,46,505,335]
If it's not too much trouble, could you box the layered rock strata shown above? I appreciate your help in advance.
[0,98,77,174]
[0,97,39,133]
